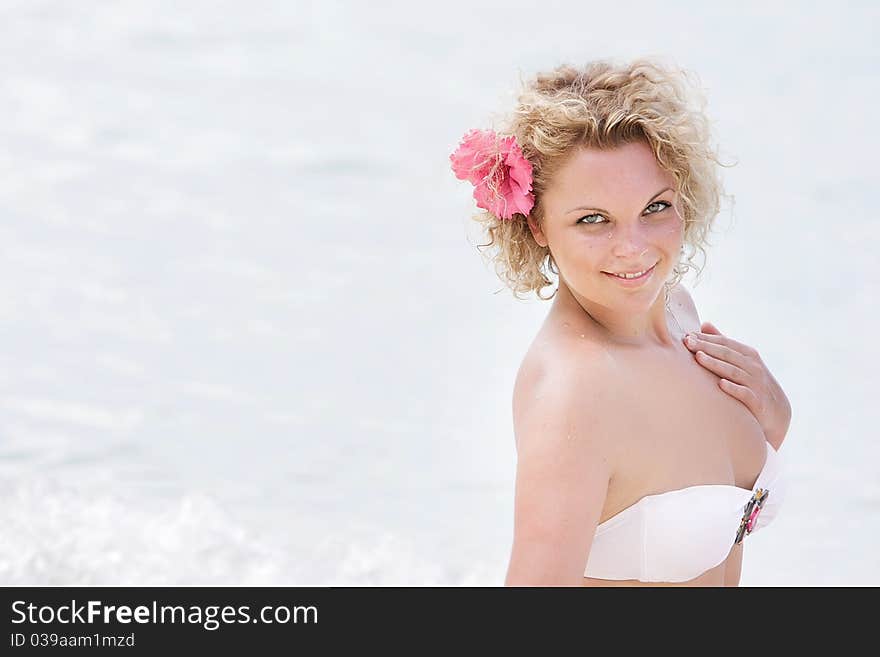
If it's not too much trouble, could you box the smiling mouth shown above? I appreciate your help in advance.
[603,262,658,280]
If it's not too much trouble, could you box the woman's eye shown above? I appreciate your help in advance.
[646,201,671,214]
[577,214,606,225]
[578,202,670,226]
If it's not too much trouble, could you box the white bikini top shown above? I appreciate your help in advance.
[584,440,786,583]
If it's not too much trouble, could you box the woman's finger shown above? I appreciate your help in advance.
[690,331,760,360]
[694,350,751,384]
[718,378,761,415]
[684,335,755,373]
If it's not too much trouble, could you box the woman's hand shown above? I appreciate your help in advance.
[683,321,791,449]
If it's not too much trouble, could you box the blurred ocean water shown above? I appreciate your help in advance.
[0,0,877,585]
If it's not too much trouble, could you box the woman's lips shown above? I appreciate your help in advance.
[602,263,657,286]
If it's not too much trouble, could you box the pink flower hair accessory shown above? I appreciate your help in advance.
[449,128,535,220]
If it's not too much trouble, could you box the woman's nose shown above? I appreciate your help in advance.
[609,222,650,258]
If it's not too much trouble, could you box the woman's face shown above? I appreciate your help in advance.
[529,140,684,312]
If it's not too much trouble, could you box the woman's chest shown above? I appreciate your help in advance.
[602,344,768,514]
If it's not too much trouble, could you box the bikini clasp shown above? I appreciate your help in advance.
[734,488,770,545]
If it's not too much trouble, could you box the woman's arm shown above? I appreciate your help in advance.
[505,357,614,586]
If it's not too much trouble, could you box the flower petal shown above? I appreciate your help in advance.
[451,129,534,219]
[450,129,498,184]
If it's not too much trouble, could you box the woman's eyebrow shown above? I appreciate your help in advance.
[566,187,673,214]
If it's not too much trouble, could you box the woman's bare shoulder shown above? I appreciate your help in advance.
[668,282,701,327]
[514,329,614,393]
[512,331,619,450]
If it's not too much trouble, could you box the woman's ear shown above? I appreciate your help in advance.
[526,215,548,248]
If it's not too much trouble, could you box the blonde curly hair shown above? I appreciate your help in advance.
[463,57,732,300]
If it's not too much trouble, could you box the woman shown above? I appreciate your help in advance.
[450,59,792,586]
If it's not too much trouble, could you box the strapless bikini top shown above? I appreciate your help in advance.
[584,440,786,583]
